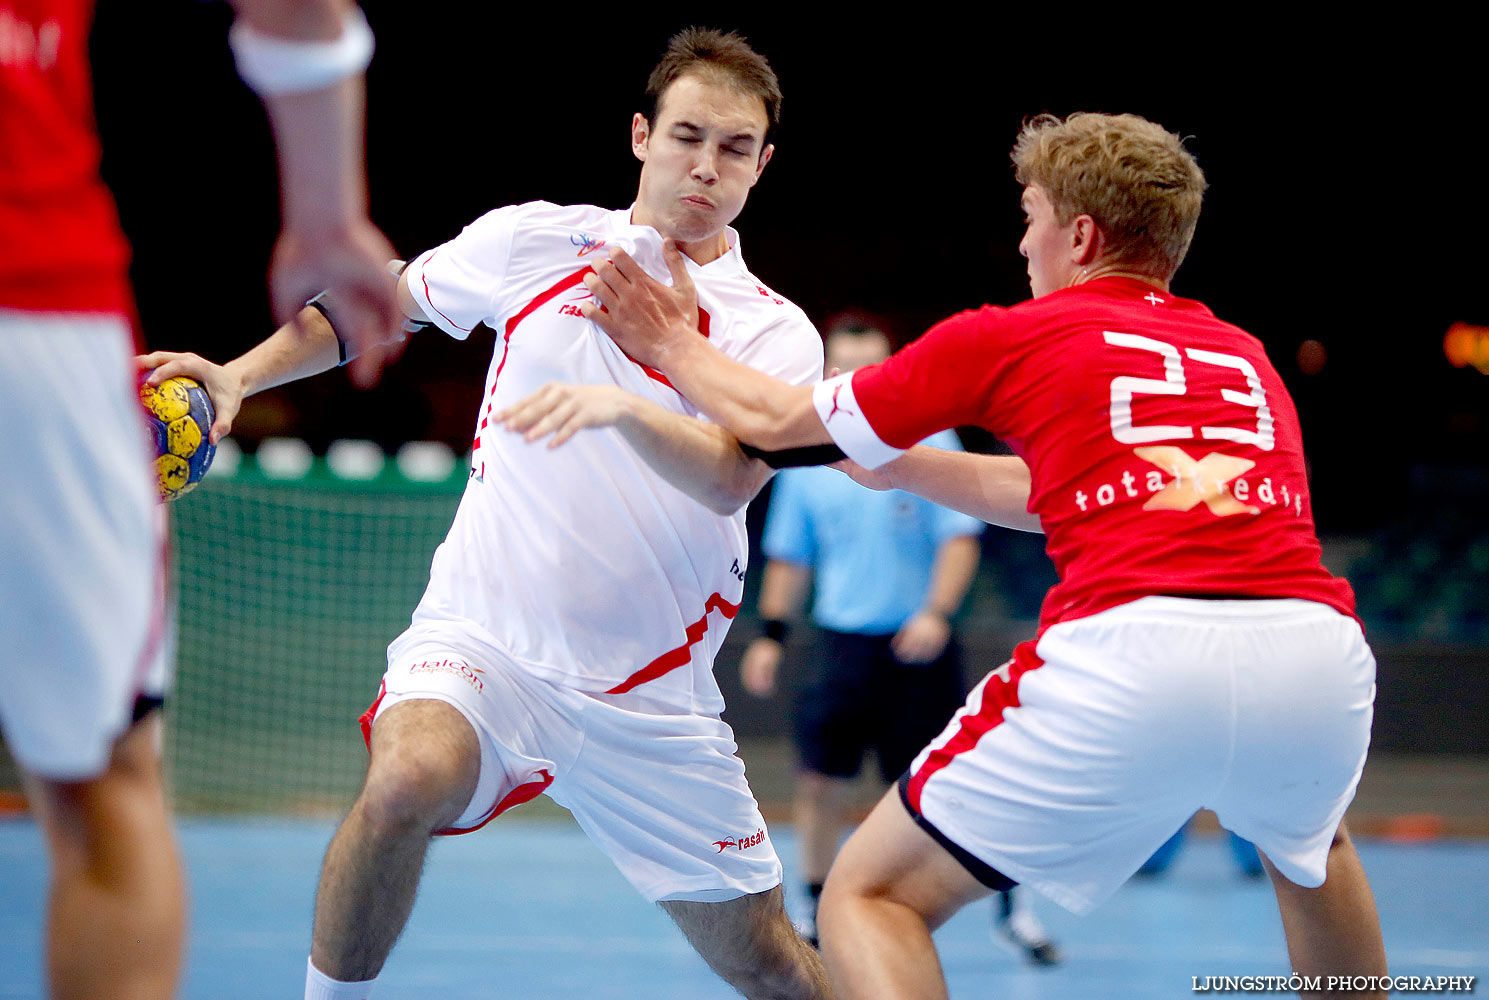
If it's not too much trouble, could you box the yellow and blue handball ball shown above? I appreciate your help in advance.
[139,375,217,501]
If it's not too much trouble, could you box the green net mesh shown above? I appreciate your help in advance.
[164,458,463,814]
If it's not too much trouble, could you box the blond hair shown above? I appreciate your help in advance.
[1011,113,1207,278]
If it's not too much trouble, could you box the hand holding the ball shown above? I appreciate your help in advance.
[136,373,218,501]
[136,352,244,445]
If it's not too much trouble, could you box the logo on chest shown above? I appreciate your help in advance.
[555,286,592,320]
[570,233,607,257]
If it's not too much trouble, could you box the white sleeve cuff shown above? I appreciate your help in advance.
[811,373,904,470]
[401,248,470,340]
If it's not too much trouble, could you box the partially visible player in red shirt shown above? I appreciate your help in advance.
[555,112,1388,1000]
[0,2,395,998]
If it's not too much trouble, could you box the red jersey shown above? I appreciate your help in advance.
[0,0,133,313]
[818,276,1355,629]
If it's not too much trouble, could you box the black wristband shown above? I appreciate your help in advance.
[304,292,348,366]
[761,618,790,644]
[739,441,846,468]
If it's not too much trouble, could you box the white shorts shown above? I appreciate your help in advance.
[366,627,783,903]
[0,312,172,779]
[904,596,1375,914]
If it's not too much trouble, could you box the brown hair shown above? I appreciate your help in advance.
[644,27,782,145]
[1011,113,1207,278]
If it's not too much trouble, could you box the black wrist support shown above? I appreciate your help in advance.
[739,441,846,469]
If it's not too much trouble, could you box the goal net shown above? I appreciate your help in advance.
[164,448,464,813]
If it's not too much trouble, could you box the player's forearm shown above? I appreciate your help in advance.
[262,77,368,236]
[922,535,981,617]
[226,306,343,397]
[659,338,829,451]
[230,1,370,235]
[757,560,811,620]
[614,396,770,516]
[885,449,1042,533]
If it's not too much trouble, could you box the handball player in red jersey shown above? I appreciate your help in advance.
[507,112,1388,999]
[0,2,395,997]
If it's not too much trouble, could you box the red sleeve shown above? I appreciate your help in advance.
[851,307,1007,448]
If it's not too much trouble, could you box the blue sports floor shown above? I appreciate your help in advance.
[1,816,1484,998]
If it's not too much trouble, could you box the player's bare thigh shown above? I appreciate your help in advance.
[820,789,991,933]
[361,699,481,832]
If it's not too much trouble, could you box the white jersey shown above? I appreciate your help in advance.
[400,202,822,711]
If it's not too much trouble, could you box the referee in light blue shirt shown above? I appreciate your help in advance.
[740,317,1060,964]
[760,426,981,639]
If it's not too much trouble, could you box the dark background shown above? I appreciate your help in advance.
[91,5,1488,536]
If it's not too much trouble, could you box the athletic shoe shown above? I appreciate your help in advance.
[992,890,1061,966]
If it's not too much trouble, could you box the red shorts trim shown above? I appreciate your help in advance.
[434,768,554,837]
[356,681,554,837]
[905,639,1046,812]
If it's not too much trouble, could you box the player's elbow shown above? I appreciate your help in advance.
[701,472,760,516]
[700,492,747,517]
[700,454,769,516]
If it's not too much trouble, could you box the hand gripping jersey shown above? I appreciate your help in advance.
[402,202,822,710]
[0,0,133,313]
[813,276,1355,629]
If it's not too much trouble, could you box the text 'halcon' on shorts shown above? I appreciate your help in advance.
[364,631,784,904]
[0,314,172,780]
[902,596,1376,914]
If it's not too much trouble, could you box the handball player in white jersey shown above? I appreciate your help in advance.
[3,2,394,998]
[143,29,833,1000]
[551,113,1389,999]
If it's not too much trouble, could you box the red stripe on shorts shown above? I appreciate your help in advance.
[356,681,555,838]
[358,681,387,749]
[605,592,740,695]
[436,769,554,837]
[905,639,1045,813]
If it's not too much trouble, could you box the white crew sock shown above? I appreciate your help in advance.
[305,957,378,1000]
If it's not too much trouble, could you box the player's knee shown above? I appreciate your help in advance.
[359,708,480,834]
[819,847,884,908]
[358,748,476,835]
[817,854,924,944]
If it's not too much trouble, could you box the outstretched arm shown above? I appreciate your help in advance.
[583,242,827,451]
[844,449,1041,533]
[496,383,773,515]
[227,0,400,387]
[138,306,341,444]
[584,242,1042,531]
